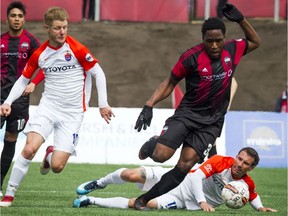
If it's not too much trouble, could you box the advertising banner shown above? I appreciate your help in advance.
[225,111,287,168]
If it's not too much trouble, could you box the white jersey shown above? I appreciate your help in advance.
[22,35,98,113]
[155,155,261,210]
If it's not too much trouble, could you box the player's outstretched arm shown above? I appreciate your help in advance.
[222,3,261,53]
[258,207,278,212]
[199,201,215,211]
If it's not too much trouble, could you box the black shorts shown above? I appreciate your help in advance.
[158,117,224,160]
[0,100,29,133]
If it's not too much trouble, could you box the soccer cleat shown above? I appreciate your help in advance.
[40,146,54,175]
[73,195,90,208]
[76,180,105,195]
[0,195,14,207]
[138,135,158,160]
[134,197,149,210]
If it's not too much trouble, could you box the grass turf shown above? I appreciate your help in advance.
[0,163,287,216]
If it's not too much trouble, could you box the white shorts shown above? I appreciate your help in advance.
[136,166,172,191]
[156,175,201,210]
[24,102,84,155]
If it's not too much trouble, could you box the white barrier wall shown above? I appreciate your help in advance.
[0,106,226,166]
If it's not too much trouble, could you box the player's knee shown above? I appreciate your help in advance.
[120,169,133,181]
[22,146,37,159]
[51,163,65,173]
[152,153,168,163]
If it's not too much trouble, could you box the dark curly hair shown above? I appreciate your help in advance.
[238,147,260,167]
[7,1,26,16]
[201,17,226,37]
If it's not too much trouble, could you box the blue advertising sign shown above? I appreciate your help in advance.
[225,112,287,168]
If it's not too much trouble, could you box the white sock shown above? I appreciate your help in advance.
[89,196,129,208]
[46,152,52,166]
[97,168,126,187]
[6,154,31,197]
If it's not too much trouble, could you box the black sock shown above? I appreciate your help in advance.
[208,145,217,158]
[140,165,187,202]
[1,140,16,188]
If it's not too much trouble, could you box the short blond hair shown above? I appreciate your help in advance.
[44,7,69,26]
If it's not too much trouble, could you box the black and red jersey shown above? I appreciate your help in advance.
[171,39,248,125]
[1,29,41,102]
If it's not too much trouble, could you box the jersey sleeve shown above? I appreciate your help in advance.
[22,48,41,79]
[195,155,235,178]
[229,39,248,66]
[31,69,45,85]
[66,36,98,71]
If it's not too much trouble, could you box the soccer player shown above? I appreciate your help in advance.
[0,1,44,197]
[133,3,261,209]
[0,6,114,207]
[73,147,277,212]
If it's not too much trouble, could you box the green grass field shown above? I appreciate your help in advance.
[0,163,287,216]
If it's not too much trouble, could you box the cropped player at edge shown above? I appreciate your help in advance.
[0,6,114,207]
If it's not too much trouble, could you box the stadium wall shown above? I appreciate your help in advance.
[0,107,286,168]
[1,0,286,22]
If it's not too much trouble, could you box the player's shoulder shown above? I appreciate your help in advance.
[208,155,235,168]
[22,29,39,40]
[1,31,9,39]
[180,43,204,60]
[66,35,86,49]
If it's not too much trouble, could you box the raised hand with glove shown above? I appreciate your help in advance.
[222,3,244,23]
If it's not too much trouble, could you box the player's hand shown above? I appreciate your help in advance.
[222,3,244,23]
[22,82,36,96]
[99,106,115,124]
[0,104,12,117]
[258,207,278,212]
[199,201,215,211]
[134,105,153,132]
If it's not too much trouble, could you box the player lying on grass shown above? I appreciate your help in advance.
[73,147,277,212]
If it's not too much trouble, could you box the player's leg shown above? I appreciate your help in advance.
[76,168,127,195]
[1,101,28,193]
[150,193,185,210]
[0,132,44,207]
[134,121,192,209]
[73,195,130,208]
[44,114,83,175]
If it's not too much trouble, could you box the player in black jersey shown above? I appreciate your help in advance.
[133,3,261,210]
[0,1,43,196]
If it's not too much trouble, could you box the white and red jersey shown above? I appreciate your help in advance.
[23,35,98,112]
[178,155,259,209]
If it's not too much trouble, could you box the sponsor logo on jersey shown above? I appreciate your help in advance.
[65,50,72,61]
[85,53,93,62]
[21,42,30,51]
[224,56,232,68]
[204,163,213,174]
[1,44,5,48]
[43,65,76,72]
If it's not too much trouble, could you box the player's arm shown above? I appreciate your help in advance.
[134,74,179,132]
[222,3,261,53]
[188,169,215,211]
[145,74,178,108]
[1,75,30,116]
[22,69,45,96]
[227,77,238,111]
[88,63,114,124]
[250,195,278,212]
